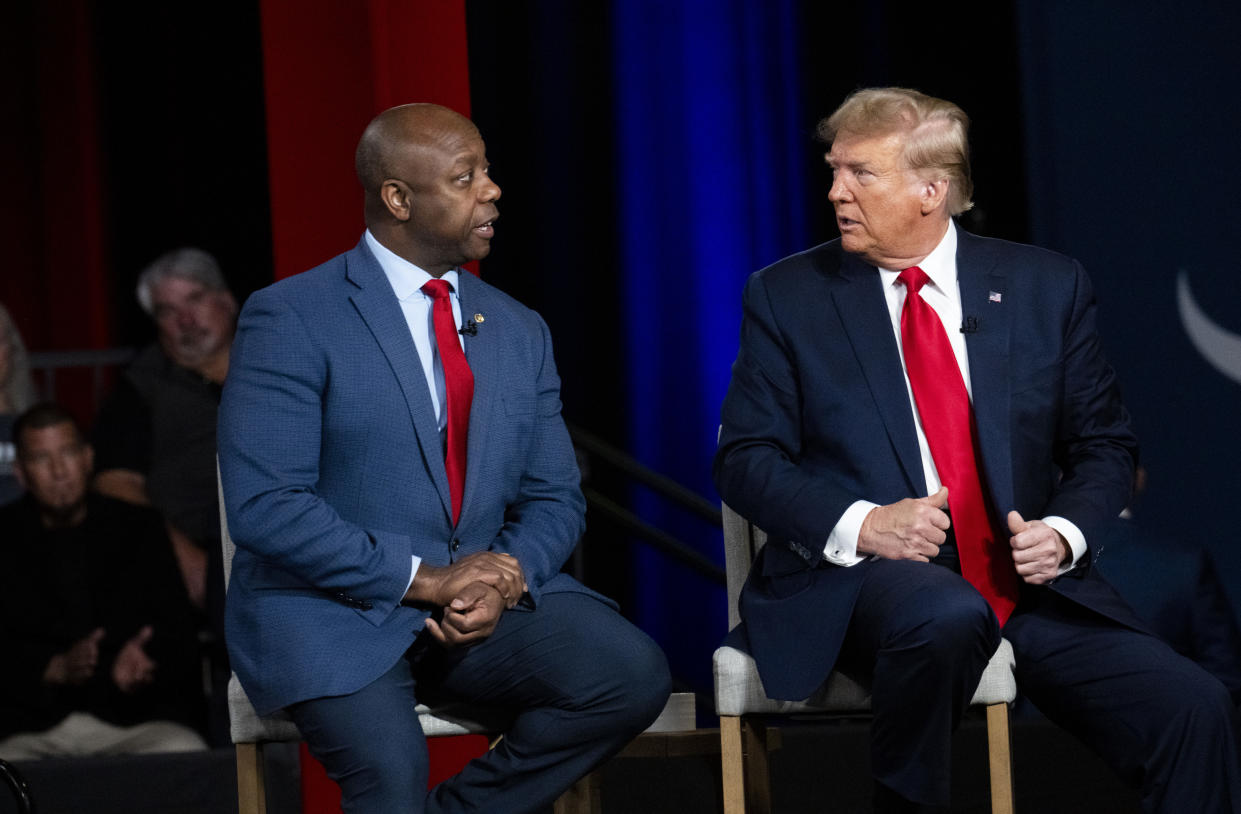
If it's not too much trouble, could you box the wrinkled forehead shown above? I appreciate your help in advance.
[826,129,909,166]
[397,121,485,176]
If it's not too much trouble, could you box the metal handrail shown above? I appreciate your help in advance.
[27,347,138,410]
[567,422,725,584]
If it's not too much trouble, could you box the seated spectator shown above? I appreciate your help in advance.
[0,303,36,504]
[1094,469,1241,706]
[0,403,206,760]
[92,247,237,617]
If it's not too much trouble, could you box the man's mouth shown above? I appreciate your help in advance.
[474,209,499,237]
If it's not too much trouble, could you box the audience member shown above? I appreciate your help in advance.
[0,403,206,760]
[1094,470,1241,706]
[0,303,36,504]
[92,248,237,618]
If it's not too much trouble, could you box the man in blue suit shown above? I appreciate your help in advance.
[218,103,670,813]
[714,88,1240,813]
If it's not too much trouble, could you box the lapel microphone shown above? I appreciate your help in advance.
[459,319,479,337]
[960,316,979,334]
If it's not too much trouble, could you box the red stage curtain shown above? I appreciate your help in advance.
[260,0,473,281]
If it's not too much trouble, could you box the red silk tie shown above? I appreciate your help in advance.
[422,279,474,525]
[897,266,1018,625]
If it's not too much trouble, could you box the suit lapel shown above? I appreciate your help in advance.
[456,272,498,523]
[344,242,453,520]
[956,231,1015,514]
[829,253,925,494]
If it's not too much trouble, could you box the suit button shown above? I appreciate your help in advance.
[451,539,461,552]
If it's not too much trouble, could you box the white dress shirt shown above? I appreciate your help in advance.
[823,222,1085,573]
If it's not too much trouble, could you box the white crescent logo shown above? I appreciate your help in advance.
[1177,270,1241,386]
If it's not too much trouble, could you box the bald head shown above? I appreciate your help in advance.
[355,103,479,196]
[355,103,501,275]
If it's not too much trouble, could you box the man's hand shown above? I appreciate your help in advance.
[1008,511,1069,585]
[424,582,505,647]
[112,625,158,693]
[44,627,106,686]
[404,552,527,609]
[857,486,950,562]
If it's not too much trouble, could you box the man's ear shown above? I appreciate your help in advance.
[920,177,950,215]
[380,179,414,222]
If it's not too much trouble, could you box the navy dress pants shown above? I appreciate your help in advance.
[287,592,671,814]
[1005,587,1241,814]
[834,555,1000,808]
[838,554,1241,812]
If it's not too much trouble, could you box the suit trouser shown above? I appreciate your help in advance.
[835,556,1000,807]
[1006,587,1241,814]
[287,592,671,814]
[839,558,1241,812]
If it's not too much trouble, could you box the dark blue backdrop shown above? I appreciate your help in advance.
[1017,1,1241,613]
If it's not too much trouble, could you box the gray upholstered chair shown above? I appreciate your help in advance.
[713,501,1017,814]
[217,471,604,814]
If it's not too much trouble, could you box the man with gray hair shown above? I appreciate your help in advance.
[715,87,1240,812]
[93,248,237,717]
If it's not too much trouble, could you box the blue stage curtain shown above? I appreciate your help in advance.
[613,0,811,688]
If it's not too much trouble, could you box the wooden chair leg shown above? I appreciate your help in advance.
[721,716,773,814]
[235,741,267,814]
[720,716,747,814]
[985,702,1015,814]
[553,770,601,814]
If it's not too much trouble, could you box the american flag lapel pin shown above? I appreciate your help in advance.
[988,291,1002,303]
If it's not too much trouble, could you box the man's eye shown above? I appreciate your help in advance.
[457,172,472,184]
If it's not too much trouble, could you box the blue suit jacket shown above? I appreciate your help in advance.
[218,238,598,715]
[714,228,1142,700]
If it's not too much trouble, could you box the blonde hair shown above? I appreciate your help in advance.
[0,303,36,414]
[818,87,974,216]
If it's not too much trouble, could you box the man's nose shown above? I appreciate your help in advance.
[828,175,849,203]
[481,176,501,202]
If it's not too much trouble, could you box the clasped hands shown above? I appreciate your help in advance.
[404,552,528,647]
[43,625,159,693]
[857,486,1068,584]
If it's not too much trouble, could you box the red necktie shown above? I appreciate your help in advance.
[897,266,1018,625]
[422,279,474,525]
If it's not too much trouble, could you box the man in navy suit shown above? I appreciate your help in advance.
[714,87,1240,812]
[218,103,669,813]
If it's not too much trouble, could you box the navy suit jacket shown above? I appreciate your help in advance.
[714,227,1142,700]
[218,238,600,715]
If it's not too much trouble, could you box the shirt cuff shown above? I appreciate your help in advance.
[1042,515,1085,575]
[406,555,422,596]
[824,500,876,566]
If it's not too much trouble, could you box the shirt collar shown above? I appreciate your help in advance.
[364,229,460,301]
[877,220,958,294]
